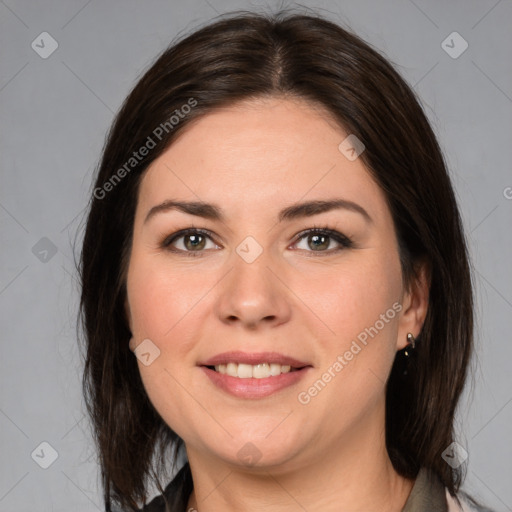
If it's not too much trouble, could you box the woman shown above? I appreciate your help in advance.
[78,10,493,512]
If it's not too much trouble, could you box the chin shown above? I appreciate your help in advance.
[217,432,306,471]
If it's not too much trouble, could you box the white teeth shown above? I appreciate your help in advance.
[214,362,294,378]
[237,363,253,378]
[253,363,270,379]
[226,362,237,376]
[269,363,281,376]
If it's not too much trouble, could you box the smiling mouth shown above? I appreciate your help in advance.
[200,353,312,398]
[205,362,304,379]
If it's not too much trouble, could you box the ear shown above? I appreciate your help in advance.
[396,259,431,351]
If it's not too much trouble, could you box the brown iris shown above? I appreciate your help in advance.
[184,233,206,251]
[308,233,330,251]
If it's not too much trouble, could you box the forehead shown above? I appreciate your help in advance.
[137,97,387,220]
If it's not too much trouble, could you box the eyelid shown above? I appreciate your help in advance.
[162,227,218,244]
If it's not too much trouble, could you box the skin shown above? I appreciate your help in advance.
[125,96,430,511]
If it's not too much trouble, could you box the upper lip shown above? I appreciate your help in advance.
[199,351,311,368]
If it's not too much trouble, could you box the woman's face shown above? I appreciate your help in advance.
[126,97,425,471]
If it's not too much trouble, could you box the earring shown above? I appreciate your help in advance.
[404,332,416,357]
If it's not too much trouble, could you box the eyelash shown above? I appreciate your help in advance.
[160,226,354,258]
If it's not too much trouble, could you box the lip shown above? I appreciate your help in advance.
[198,351,313,399]
[200,366,312,399]
[199,351,310,368]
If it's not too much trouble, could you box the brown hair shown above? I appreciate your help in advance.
[78,10,474,511]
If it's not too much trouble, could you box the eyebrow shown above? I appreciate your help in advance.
[144,198,372,225]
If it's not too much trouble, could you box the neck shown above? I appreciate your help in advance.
[185,403,414,511]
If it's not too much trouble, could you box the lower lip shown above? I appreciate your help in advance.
[200,366,311,399]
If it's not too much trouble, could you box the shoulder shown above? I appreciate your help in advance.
[446,489,497,512]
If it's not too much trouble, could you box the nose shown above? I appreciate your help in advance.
[214,250,292,330]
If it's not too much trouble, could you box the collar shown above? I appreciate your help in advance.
[143,463,448,512]
[402,467,448,512]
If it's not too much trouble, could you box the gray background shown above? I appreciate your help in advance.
[1,0,511,510]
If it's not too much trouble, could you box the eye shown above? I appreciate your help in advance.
[291,227,353,254]
[161,226,353,256]
[161,228,219,255]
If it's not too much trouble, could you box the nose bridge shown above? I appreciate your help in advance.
[214,240,291,327]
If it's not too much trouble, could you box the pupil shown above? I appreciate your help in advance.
[309,234,329,250]
[186,234,205,250]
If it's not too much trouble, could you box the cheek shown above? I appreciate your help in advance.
[127,252,209,343]
[294,251,402,344]
[126,256,207,437]
[295,251,403,401]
